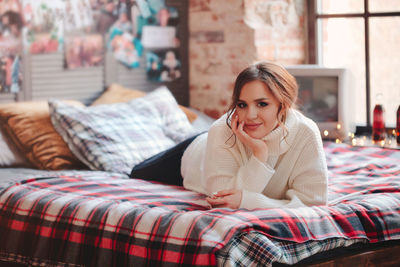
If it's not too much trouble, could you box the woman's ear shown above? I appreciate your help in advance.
[277,104,286,123]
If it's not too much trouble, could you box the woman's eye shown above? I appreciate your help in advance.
[258,102,268,107]
[237,103,246,109]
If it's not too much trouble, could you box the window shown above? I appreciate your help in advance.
[307,0,400,130]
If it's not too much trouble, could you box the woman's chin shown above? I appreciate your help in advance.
[245,130,263,139]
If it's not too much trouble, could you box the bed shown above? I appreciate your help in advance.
[1,85,400,266]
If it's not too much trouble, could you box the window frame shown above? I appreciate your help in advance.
[307,0,400,128]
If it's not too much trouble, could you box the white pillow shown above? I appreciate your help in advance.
[0,129,26,167]
[49,86,195,174]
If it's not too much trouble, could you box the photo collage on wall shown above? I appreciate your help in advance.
[63,0,103,69]
[101,0,143,68]
[138,0,182,82]
[0,0,182,94]
[0,0,23,93]
[21,0,104,70]
[101,0,182,81]
[21,0,64,55]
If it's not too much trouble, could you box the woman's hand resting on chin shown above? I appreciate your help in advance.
[231,112,269,162]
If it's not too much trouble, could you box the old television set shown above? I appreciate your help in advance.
[285,65,353,140]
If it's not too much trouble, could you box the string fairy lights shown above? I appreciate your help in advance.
[321,123,398,149]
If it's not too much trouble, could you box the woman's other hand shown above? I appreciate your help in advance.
[206,189,242,209]
[231,113,269,162]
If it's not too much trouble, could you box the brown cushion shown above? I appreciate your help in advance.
[91,84,198,123]
[0,101,85,170]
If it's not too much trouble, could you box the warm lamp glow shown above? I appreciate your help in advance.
[336,124,341,130]
[352,138,357,146]
[324,130,329,136]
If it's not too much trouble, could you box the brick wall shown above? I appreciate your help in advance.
[188,0,307,118]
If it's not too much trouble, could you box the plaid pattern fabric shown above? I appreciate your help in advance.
[0,141,400,266]
[0,169,128,194]
[217,232,366,266]
[324,142,400,203]
[49,86,195,174]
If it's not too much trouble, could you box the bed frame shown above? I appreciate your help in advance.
[307,245,400,266]
[285,240,400,266]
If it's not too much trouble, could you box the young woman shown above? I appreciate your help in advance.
[131,61,328,210]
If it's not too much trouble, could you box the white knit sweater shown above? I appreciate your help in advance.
[181,109,328,209]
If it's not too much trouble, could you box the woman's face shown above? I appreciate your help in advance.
[236,80,281,139]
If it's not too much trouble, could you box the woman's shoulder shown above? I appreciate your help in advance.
[210,113,229,130]
[290,109,321,139]
[208,113,234,140]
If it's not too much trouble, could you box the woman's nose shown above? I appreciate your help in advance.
[246,106,258,119]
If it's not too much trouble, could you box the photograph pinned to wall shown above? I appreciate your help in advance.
[21,0,64,54]
[135,0,180,31]
[0,49,21,93]
[146,49,180,82]
[63,0,95,33]
[0,0,24,39]
[62,0,104,70]
[64,34,103,69]
[110,2,133,34]
[26,33,60,54]
[109,29,142,68]
[135,0,180,48]
[94,1,139,68]
[141,25,176,49]
[92,0,119,35]
[0,0,23,93]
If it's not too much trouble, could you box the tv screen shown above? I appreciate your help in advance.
[285,65,352,140]
[296,76,338,123]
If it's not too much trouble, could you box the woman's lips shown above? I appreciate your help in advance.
[244,123,262,131]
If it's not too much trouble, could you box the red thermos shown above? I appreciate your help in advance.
[396,105,400,145]
[372,104,385,142]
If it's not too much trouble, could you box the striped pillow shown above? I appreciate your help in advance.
[49,86,195,174]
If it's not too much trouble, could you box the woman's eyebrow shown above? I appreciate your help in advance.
[238,98,269,102]
[254,98,269,101]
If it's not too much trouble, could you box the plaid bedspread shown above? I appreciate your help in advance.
[1,142,400,266]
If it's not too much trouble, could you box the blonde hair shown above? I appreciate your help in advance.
[226,61,298,133]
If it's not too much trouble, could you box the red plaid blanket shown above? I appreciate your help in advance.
[1,142,400,266]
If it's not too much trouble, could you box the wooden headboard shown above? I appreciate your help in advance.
[0,0,188,106]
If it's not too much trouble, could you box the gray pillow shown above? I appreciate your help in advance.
[49,86,195,174]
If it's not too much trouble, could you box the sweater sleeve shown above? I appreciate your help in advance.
[203,123,275,196]
[240,132,328,209]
